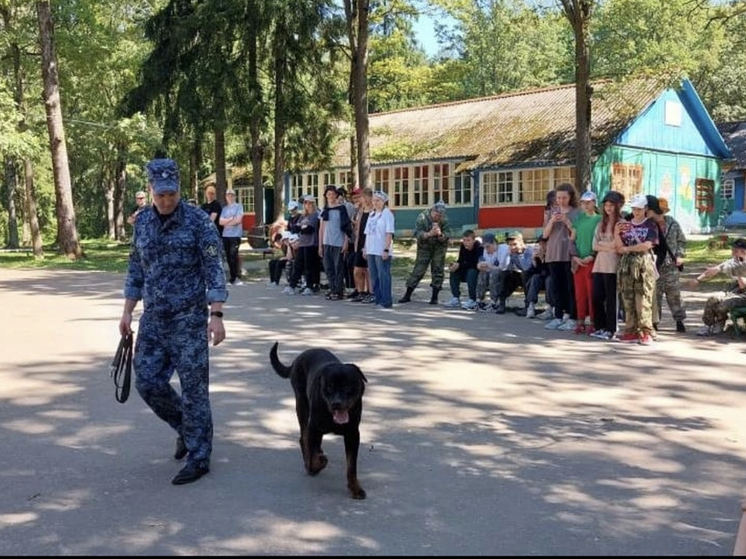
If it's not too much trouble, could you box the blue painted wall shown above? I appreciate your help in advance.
[617,89,717,157]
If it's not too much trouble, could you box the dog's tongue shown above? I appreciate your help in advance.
[333,410,349,424]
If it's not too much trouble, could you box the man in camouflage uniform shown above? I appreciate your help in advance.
[119,158,228,485]
[689,237,746,336]
[646,195,687,333]
[398,201,452,304]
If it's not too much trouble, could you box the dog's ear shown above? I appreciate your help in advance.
[350,364,367,384]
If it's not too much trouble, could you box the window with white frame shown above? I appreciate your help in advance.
[433,163,449,205]
[453,171,472,205]
[498,171,515,203]
[306,173,320,201]
[413,165,429,206]
[722,178,735,200]
[337,170,354,190]
[610,163,642,204]
[552,167,576,189]
[233,181,254,213]
[322,172,333,189]
[519,169,551,204]
[374,168,391,198]
[481,172,499,205]
[291,174,304,204]
[393,167,409,207]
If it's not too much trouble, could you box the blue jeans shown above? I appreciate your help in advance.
[368,255,392,307]
[322,245,346,296]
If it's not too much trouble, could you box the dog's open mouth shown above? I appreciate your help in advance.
[333,409,349,424]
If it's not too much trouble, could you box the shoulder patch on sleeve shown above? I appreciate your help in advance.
[206,243,219,258]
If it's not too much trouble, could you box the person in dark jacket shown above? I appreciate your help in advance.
[444,229,482,310]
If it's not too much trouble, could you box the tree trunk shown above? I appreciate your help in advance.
[574,16,592,193]
[189,139,201,204]
[114,150,126,241]
[23,158,43,258]
[36,1,81,258]
[247,16,267,221]
[214,127,227,201]
[105,173,116,240]
[560,0,594,194]
[344,0,371,189]
[272,31,287,227]
[4,157,19,248]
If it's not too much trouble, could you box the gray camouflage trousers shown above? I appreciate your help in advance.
[618,252,656,336]
[702,291,746,327]
[134,307,213,468]
[476,270,500,303]
[653,264,686,323]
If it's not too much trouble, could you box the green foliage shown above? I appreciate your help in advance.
[692,9,746,121]
[592,0,724,80]
[435,0,573,98]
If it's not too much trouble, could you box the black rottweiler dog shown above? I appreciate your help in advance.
[269,341,367,499]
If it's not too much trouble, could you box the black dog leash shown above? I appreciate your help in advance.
[110,333,133,403]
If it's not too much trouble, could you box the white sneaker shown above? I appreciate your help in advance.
[558,318,577,331]
[545,318,565,330]
[526,303,536,318]
[301,287,313,296]
[233,279,244,286]
[590,329,608,339]
[281,286,296,295]
[696,325,712,336]
[444,296,461,308]
[537,307,554,320]
[461,299,477,310]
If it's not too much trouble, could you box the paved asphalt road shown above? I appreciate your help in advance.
[1,268,746,556]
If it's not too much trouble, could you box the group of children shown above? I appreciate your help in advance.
[264,181,746,342]
[267,186,397,309]
[445,184,687,345]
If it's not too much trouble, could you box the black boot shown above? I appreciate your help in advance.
[398,286,414,304]
[495,299,506,314]
[429,287,441,305]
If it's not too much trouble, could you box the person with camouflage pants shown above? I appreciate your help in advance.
[398,201,452,304]
[646,195,687,333]
[119,158,228,486]
[688,237,746,336]
[615,194,660,345]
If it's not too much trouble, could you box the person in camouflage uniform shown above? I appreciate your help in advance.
[689,237,746,336]
[398,201,452,304]
[119,158,228,486]
[615,194,659,345]
[646,195,687,333]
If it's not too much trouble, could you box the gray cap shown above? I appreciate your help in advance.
[482,232,496,244]
[146,158,180,194]
[432,201,446,213]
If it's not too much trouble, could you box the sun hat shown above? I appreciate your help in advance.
[629,193,648,209]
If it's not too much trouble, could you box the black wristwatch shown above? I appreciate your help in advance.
[210,311,224,318]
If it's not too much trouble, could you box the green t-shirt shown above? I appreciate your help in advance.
[573,212,601,258]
